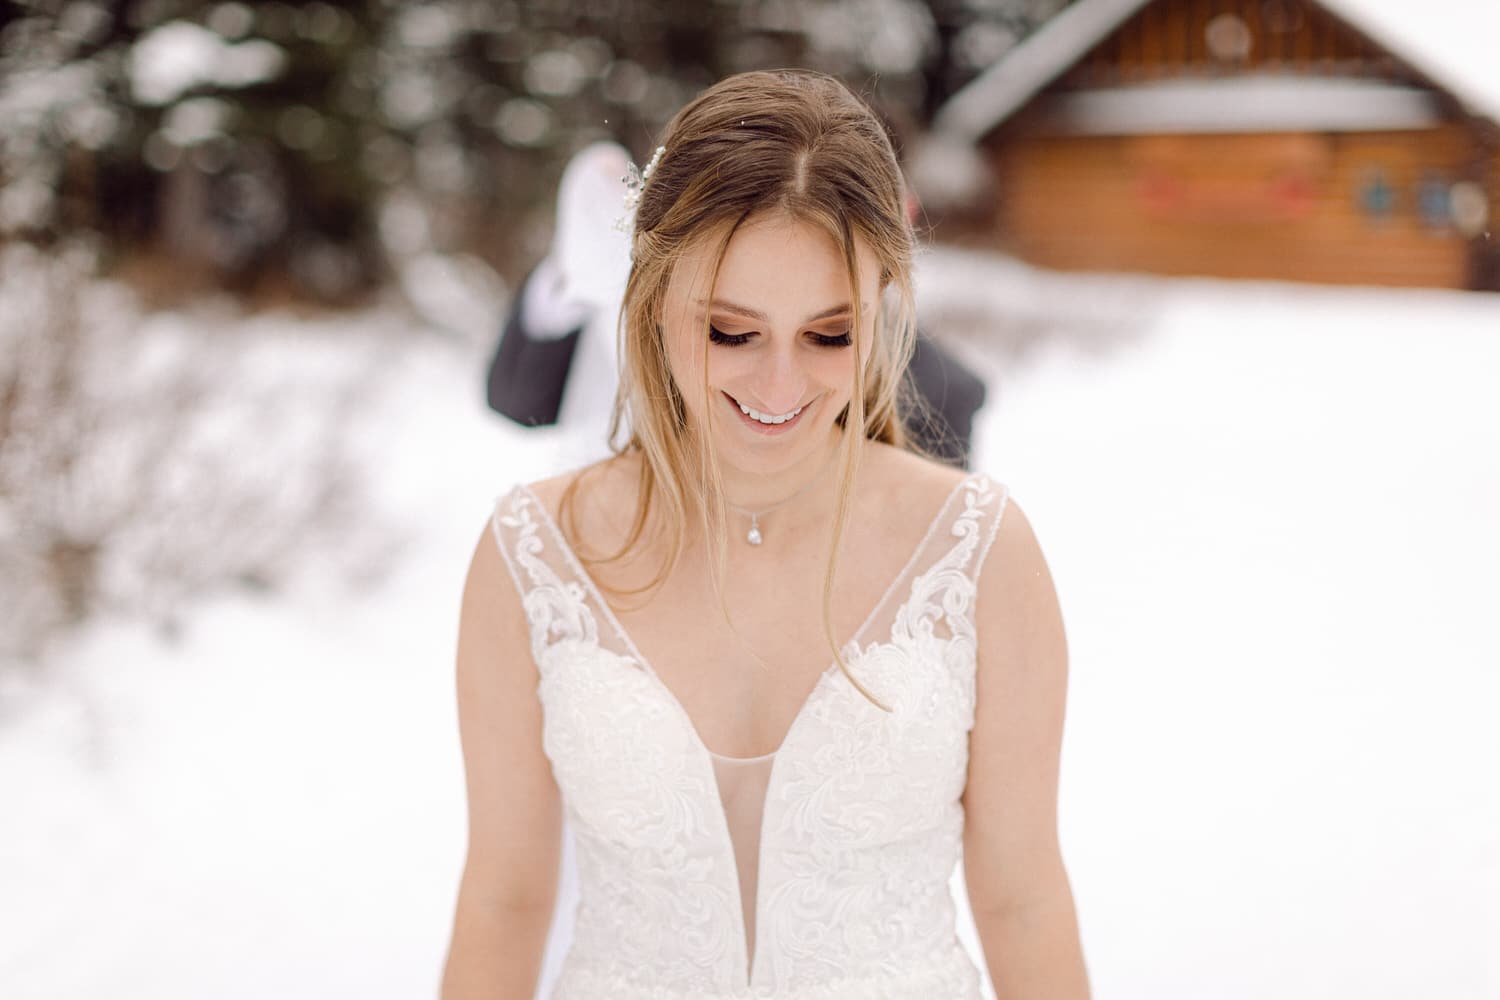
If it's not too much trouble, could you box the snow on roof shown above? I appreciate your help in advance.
[1045,76,1444,135]
[934,0,1500,141]
[934,0,1150,141]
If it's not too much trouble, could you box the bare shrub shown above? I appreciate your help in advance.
[0,242,390,668]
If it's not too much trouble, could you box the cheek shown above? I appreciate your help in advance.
[663,328,703,398]
[815,348,858,394]
[702,345,751,389]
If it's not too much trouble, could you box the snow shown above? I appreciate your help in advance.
[917,251,1500,997]
[1322,0,1500,124]
[3,251,1499,999]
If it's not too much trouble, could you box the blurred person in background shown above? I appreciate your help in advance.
[446,69,1087,999]
[486,141,634,467]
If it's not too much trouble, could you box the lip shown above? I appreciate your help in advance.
[722,391,811,436]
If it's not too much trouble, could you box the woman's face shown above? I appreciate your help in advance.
[661,212,881,477]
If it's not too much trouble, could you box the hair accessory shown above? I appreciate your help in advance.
[725,447,840,546]
[614,144,666,236]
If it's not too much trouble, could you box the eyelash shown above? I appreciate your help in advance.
[708,326,852,348]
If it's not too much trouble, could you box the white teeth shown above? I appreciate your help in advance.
[736,399,804,425]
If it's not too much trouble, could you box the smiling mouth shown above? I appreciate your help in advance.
[722,391,810,432]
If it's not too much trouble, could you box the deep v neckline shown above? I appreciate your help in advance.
[508,472,983,994]
[518,476,969,765]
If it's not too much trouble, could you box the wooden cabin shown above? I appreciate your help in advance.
[933,0,1500,290]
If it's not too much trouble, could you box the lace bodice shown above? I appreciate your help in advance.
[490,474,1009,999]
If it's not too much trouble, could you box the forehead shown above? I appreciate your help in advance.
[668,213,879,314]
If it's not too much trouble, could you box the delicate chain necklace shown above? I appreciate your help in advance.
[725,450,840,546]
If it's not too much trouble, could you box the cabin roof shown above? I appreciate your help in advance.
[934,0,1500,141]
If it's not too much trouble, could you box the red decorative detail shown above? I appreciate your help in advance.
[1137,170,1318,222]
[1138,170,1184,211]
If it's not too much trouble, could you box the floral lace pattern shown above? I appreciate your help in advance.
[491,475,1008,998]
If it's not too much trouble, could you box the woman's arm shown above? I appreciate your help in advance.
[441,521,564,1000]
[962,496,1091,999]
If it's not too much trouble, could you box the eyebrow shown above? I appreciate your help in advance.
[698,298,868,323]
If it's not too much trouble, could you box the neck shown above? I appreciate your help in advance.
[717,428,843,508]
[699,429,855,551]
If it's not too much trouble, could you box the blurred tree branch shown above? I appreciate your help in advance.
[1,0,1069,301]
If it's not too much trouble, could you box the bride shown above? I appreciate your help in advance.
[441,69,1090,999]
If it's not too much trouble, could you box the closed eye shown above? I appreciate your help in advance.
[707,326,853,348]
[709,325,754,346]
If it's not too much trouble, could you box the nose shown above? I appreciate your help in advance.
[753,340,809,414]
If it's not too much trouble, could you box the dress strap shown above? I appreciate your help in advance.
[865,474,1010,651]
[964,474,1011,585]
[489,484,610,668]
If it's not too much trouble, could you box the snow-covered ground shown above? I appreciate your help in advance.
[2,250,1497,999]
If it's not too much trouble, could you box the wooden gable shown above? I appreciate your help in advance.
[1056,0,1403,87]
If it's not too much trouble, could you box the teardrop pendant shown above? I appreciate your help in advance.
[746,517,763,546]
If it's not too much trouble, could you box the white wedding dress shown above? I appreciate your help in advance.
[491,473,1009,999]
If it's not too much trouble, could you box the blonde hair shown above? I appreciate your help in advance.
[563,69,919,711]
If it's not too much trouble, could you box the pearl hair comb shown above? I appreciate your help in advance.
[614,144,666,239]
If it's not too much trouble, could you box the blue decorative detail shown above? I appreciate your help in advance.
[1359,168,1396,219]
[1418,173,1452,229]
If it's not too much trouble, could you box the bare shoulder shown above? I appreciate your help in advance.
[522,452,644,556]
[988,490,1044,571]
[864,444,1052,606]
[461,500,528,650]
[859,441,970,526]
[976,489,1063,635]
